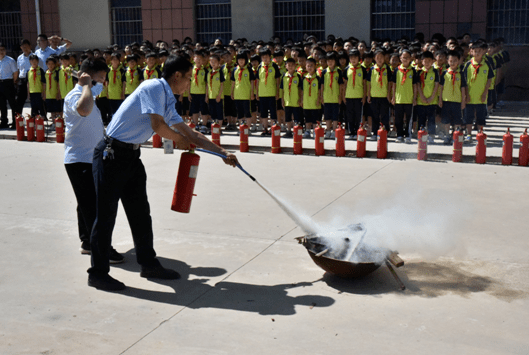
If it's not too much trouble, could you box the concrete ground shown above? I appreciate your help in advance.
[0,104,528,354]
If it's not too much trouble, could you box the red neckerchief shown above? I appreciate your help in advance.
[448,68,458,92]
[306,75,316,96]
[263,65,269,85]
[398,65,412,85]
[328,68,335,89]
[350,65,360,88]
[420,68,429,89]
[238,67,245,82]
[146,67,155,79]
[112,68,117,84]
[129,67,136,85]
[375,65,385,87]
[287,73,294,93]
[470,58,482,82]
[209,69,217,91]
[31,67,38,86]
[62,66,69,85]
[194,66,200,86]
[47,70,52,89]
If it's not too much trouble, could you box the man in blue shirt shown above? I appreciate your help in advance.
[88,55,239,291]
[16,39,44,116]
[0,42,19,129]
[63,58,123,263]
[35,34,72,71]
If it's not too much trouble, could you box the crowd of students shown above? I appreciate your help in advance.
[0,32,510,145]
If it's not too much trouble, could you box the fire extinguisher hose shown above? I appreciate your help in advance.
[195,148,256,182]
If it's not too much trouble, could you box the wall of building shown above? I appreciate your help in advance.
[326,0,370,42]
[415,0,487,40]
[231,0,273,42]
[58,0,111,49]
[20,0,62,46]
[141,0,194,44]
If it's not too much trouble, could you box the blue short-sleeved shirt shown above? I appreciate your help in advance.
[35,47,55,71]
[106,78,183,144]
[63,84,105,164]
[0,56,18,80]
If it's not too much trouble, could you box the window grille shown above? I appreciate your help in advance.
[0,0,22,56]
[196,0,232,45]
[487,0,529,45]
[111,0,143,48]
[274,0,325,43]
[371,0,415,41]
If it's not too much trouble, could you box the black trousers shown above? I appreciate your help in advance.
[96,97,111,124]
[65,163,96,244]
[109,99,123,116]
[370,97,390,132]
[88,138,157,275]
[15,78,28,115]
[0,79,16,125]
[395,104,414,138]
[345,98,363,134]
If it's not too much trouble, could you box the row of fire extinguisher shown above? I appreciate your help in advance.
[152,121,529,167]
[14,114,65,143]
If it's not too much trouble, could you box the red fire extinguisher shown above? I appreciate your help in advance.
[188,122,196,130]
[211,120,221,147]
[475,127,487,164]
[502,127,513,165]
[417,126,427,161]
[26,115,35,142]
[519,128,529,166]
[452,128,464,162]
[357,124,367,158]
[239,121,249,153]
[35,115,45,142]
[335,123,345,157]
[55,116,65,143]
[314,122,325,156]
[293,123,303,155]
[152,134,162,148]
[271,122,281,154]
[15,114,25,141]
[171,149,201,213]
[377,123,387,159]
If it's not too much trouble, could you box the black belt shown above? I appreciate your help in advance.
[0,79,14,83]
[105,136,140,150]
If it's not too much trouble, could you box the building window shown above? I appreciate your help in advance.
[274,0,325,42]
[487,0,529,45]
[196,0,232,45]
[371,0,415,41]
[110,0,143,48]
[0,0,22,55]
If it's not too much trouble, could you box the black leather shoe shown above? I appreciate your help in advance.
[140,264,181,280]
[109,247,124,264]
[88,273,126,291]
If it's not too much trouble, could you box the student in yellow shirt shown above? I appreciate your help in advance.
[205,54,225,125]
[279,58,303,138]
[27,55,46,117]
[256,48,281,136]
[416,51,439,141]
[44,56,61,119]
[342,49,367,138]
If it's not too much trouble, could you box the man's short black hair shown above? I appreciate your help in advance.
[0,42,5,49]
[37,34,48,40]
[80,58,110,76]
[20,39,31,47]
[162,55,193,80]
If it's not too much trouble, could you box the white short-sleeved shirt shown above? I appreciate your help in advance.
[106,78,183,144]
[63,84,104,164]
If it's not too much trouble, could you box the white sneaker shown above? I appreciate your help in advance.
[428,136,434,144]
[250,125,257,132]
[395,136,404,143]
[302,131,311,138]
[324,131,331,139]
[330,132,335,139]
[405,137,412,144]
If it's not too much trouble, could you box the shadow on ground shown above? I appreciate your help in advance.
[322,261,527,301]
[109,249,335,316]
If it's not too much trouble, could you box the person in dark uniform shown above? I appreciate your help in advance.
[87,55,239,291]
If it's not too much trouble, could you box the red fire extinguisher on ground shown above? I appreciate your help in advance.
[377,123,387,159]
[211,121,221,147]
[152,134,162,148]
[314,122,325,156]
[293,123,303,155]
[188,122,196,130]
[357,125,367,158]
[15,114,25,141]
[26,115,35,141]
[35,115,45,142]
[475,127,487,164]
[519,129,529,167]
[171,149,201,213]
[502,127,513,165]
[335,123,345,157]
[452,128,464,162]
[55,116,65,143]
[271,123,281,153]
[239,121,249,152]
[417,127,427,161]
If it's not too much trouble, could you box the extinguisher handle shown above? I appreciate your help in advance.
[195,148,256,182]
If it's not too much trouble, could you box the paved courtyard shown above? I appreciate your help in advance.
[0,104,528,354]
